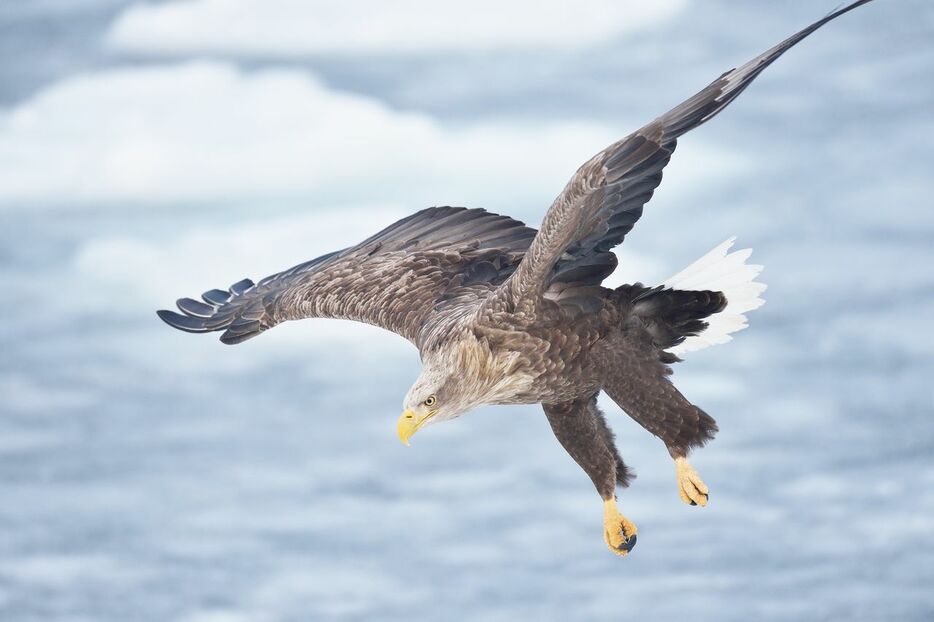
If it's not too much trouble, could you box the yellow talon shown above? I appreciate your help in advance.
[602,498,638,556]
[675,456,709,506]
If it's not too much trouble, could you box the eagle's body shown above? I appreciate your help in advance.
[159,1,876,556]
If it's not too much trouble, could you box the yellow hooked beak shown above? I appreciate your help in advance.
[397,409,436,445]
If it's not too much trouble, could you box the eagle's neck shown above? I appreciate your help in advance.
[428,334,537,409]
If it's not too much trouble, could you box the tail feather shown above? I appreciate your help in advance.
[663,238,766,356]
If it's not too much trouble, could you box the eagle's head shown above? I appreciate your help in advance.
[397,364,473,445]
[396,337,533,445]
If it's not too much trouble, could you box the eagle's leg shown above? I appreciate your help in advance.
[542,396,637,556]
[603,357,717,507]
[675,455,709,507]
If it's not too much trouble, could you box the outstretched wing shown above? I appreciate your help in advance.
[502,0,873,307]
[158,207,535,346]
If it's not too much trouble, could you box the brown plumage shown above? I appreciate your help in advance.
[158,0,876,556]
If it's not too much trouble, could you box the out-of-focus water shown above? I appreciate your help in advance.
[1,1,933,620]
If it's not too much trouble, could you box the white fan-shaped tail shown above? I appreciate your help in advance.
[664,237,766,356]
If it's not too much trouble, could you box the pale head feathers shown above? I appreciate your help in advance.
[404,333,535,426]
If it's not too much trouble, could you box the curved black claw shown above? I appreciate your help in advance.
[689,492,709,507]
[617,533,637,553]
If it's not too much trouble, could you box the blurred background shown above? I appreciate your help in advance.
[1,1,932,620]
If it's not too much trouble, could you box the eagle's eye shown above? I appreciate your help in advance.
[423,395,437,407]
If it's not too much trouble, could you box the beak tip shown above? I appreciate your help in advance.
[397,410,419,446]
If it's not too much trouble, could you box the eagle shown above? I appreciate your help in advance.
[159,1,875,556]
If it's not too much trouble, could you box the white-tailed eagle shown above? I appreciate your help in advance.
[159,1,875,556]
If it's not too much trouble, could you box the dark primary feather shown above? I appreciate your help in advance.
[201,289,231,306]
[175,298,215,318]
[158,207,537,345]
[504,0,874,307]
